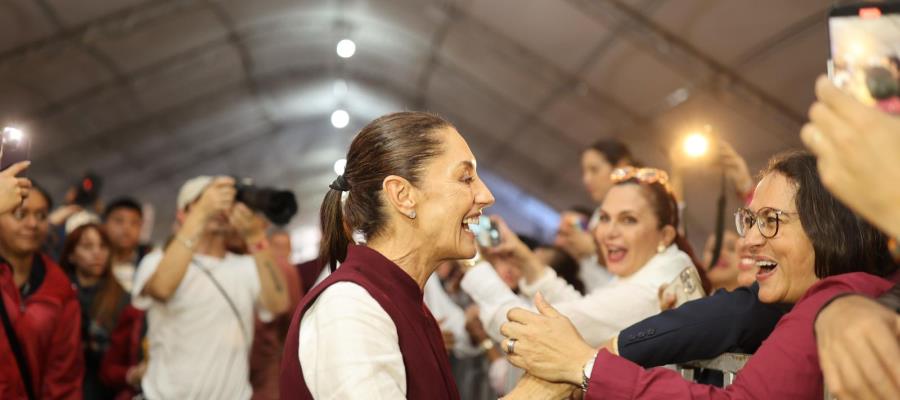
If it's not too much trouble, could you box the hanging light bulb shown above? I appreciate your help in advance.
[331,110,350,128]
[336,39,356,58]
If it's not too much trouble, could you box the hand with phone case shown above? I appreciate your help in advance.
[660,266,706,310]
[554,211,596,261]
[803,76,900,240]
[480,215,546,283]
[0,161,32,214]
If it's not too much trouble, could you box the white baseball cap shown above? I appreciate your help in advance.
[176,176,214,211]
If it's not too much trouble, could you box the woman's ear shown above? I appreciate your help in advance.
[382,175,417,219]
[661,224,677,246]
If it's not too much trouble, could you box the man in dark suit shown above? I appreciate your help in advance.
[617,283,786,367]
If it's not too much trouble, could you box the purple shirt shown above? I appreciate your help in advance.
[586,272,893,400]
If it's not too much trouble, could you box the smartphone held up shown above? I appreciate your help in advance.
[828,2,900,114]
[1,127,31,171]
[468,215,501,248]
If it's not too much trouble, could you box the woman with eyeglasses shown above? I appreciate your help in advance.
[461,166,702,348]
[497,151,897,400]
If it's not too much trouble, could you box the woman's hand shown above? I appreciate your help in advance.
[555,212,596,260]
[500,293,597,385]
[0,161,31,214]
[229,203,266,244]
[484,215,545,282]
[501,374,577,400]
[802,75,900,239]
[815,295,900,400]
[657,283,677,311]
[717,141,754,197]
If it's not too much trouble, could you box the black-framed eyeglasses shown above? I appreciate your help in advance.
[734,207,799,239]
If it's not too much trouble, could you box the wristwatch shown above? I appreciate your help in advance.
[581,352,598,392]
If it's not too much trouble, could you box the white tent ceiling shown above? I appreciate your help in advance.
[0,0,831,244]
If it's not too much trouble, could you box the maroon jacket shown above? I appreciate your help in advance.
[585,272,893,400]
[0,254,84,399]
[99,305,145,400]
[280,245,459,399]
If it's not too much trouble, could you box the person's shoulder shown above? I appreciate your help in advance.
[317,281,372,303]
[793,272,892,316]
[803,272,892,300]
[308,281,387,321]
[34,255,79,303]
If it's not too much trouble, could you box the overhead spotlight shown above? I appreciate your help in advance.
[331,109,349,128]
[333,159,347,175]
[683,133,710,158]
[336,39,356,58]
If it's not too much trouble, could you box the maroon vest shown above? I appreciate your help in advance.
[280,245,460,399]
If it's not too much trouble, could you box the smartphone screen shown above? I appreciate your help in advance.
[1,127,31,171]
[474,215,502,248]
[828,2,900,114]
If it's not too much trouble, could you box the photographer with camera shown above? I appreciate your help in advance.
[131,176,290,399]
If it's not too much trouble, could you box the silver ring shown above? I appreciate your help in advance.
[506,338,517,355]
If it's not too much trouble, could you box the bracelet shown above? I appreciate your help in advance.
[176,235,197,250]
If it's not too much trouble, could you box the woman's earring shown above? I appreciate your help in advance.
[657,243,666,253]
[408,211,417,219]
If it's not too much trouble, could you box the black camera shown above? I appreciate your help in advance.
[73,172,102,207]
[235,183,298,226]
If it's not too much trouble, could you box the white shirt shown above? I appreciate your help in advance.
[112,262,136,293]
[296,271,475,399]
[423,274,481,358]
[132,250,273,400]
[299,282,407,399]
[461,245,692,346]
[577,254,615,293]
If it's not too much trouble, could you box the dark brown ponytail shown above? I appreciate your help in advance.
[319,189,350,271]
[318,111,452,270]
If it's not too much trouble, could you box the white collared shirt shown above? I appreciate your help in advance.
[297,272,472,399]
[299,282,407,399]
[461,245,692,346]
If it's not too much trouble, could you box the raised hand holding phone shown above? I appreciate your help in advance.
[0,161,32,214]
[481,215,546,282]
[1,127,31,171]
[803,76,900,240]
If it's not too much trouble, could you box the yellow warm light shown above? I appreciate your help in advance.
[683,133,710,158]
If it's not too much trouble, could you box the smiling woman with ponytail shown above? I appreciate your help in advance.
[280,111,495,399]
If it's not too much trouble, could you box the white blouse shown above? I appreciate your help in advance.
[298,282,407,399]
[296,274,471,399]
[461,245,693,347]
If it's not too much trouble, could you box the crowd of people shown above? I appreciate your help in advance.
[0,64,898,400]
